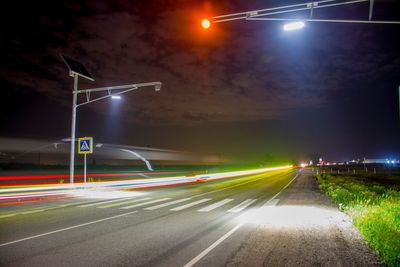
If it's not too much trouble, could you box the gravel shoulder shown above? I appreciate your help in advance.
[227,169,383,267]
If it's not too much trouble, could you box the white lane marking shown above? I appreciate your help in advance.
[59,199,105,207]
[170,199,211,211]
[227,199,257,213]
[184,173,297,266]
[183,223,243,267]
[119,198,171,210]
[269,172,299,201]
[197,199,234,212]
[98,197,152,209]
[144,198,191,210]
[0,208,45,219]
[0,210,138,248]
[20,209,45,215]
[1,197,123,219]
[0,200,98,219]
[262,198,279,207]
[78,198,132,207]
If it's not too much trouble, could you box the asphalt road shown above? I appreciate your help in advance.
[0,168,298,267]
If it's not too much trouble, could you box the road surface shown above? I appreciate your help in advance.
[0,168,382,266]
[0,168,297,266]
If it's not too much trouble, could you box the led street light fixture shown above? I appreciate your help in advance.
[283,21,305,31]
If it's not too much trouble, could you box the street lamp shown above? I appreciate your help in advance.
[202,0,400,27]
[283,21,305,31]
[201,18,211,29]
[61,54,162,185]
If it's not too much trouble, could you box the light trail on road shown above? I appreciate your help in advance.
[0,166,293,202]
[0,168,300,266]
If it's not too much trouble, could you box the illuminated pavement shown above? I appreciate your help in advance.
[0,168,381,266]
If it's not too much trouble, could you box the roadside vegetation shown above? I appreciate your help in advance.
[316,171,400,267]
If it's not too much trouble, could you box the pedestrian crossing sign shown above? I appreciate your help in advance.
[78,137,93,154]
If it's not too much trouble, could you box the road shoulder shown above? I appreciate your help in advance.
[227,169,383,267]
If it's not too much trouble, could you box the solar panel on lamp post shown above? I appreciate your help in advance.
[61,54,162,185]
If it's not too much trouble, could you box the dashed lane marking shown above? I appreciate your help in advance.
[170,199,211,211]
[98,197,152,208]
[119,198,171,210]
[197,199,234,212]
[20,209,45,215]
[78,198,132,207]
[227,199,257,213]
[262,198,280,207]
[144,198,192,210]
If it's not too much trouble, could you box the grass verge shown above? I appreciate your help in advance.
[316,172,400,267]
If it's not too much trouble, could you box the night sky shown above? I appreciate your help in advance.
[1,0,399,162]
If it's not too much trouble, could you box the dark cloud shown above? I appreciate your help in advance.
[1,0,400,160]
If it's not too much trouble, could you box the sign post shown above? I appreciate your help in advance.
[84,154,87,183]
[78,137,93,183]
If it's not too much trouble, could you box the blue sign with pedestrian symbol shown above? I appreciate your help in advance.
[78,137,93,154]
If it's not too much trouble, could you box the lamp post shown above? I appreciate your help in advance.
[69,74,79,185]
[62,54,162,185]
[69,81,161,185]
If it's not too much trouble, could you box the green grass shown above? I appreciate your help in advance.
[316,173,400,267]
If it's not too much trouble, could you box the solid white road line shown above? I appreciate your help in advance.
[170,199,211,211]
[227,199,257,213]
[184,172,298,266]
[197,199,234,212]
[183,223,243,267]
[78,198,132,207]
[269,172,299,201]
[98,197,152,208]
[0,210,138,248]
[143,198,191,210]
[119,198,171,210]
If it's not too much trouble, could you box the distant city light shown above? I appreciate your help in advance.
[300,163,307,168]
[201,18,211,29]
[283,21,305,31]
[111,95,121,100]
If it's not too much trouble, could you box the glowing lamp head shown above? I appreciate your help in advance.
[111,95,121,100]
[283,21,305,31]
[201,18,211,29]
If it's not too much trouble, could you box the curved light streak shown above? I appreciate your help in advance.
[120,148,154,171]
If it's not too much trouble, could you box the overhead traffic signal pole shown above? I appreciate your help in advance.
[201,0,400,149]
[201,0,400,28]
